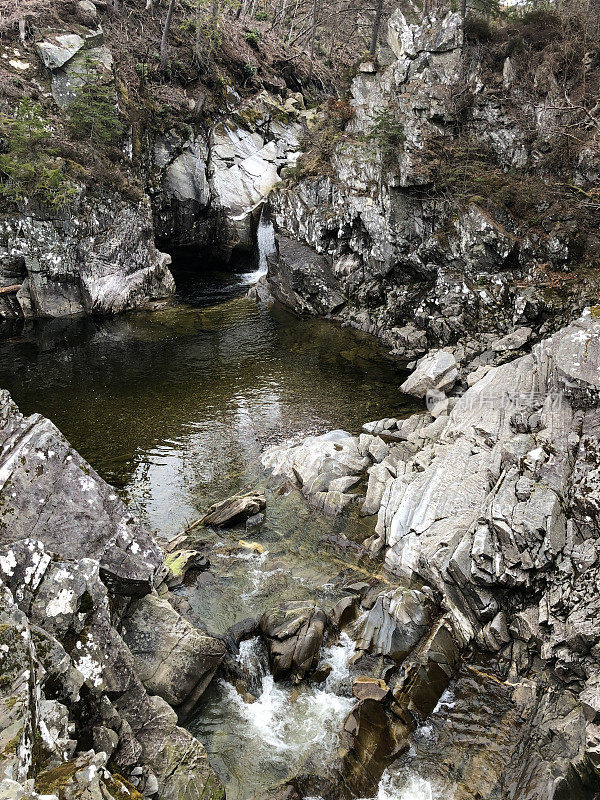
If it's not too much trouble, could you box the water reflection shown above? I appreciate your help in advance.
[0,254,415,536]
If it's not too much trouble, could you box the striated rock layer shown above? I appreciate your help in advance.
[262,310,600,799]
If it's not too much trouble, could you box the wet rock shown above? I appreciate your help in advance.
[391,618,460,720]
[164,549,209,588]
[337,698,409,799]
[260,601,327,682]
[228,617,259,648]
[201,491,266,527]
[400,351,458,398]
[122,593,226,716]
[265,236,346,317]
[352,677,390,702]
[356,588,431,661]
[312,662,333,683]
[329,595,359,629]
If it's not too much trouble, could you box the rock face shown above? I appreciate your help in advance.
[151,91,305,257]
[0,192,174,321]
[0,390,223,799]
[260,601,327,682]
[273,310,600,798]
[266,10,600,364]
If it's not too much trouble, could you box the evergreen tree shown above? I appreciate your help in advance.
[0,100,75,208]
[67,63,124,145]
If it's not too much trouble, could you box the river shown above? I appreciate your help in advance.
[0,244,520,800]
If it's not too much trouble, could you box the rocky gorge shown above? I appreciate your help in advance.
[1,0,600,799]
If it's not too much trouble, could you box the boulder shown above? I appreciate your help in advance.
[356,589,431,661]
[164,549,209,588]
[201,492,266,527]
[337,698,409,799]
[491,326,533,353]
[122,593,226,716]
[391,618,460,720]
[0,392,224,798]
[400,351,458,398]
[0,391,164,595]
[352,677,390,702]
[260,601,327,682]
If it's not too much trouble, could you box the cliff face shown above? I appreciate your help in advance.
[0,191,174,320]
[266,9,600,368]
[0,9,306,321]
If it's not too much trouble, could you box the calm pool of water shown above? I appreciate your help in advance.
[0,251,414,539]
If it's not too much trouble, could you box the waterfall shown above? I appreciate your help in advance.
[256,207,276,276]
[239,207,276,286]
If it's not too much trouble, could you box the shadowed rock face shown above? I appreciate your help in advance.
[0,194,174,322]
[0,389,224,800]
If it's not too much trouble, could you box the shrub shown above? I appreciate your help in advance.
[243,29,260,48]
[464,15,494,42]
[254,10,269,21]
[0,99,76,209]
[67,76,125,145]
[364,108,405,157]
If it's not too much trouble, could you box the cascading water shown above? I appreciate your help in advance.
[240,207,276,285]
[191,632,358,800]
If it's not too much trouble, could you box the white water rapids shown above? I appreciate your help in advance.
[222,634,356,766]
[218,633,452,800]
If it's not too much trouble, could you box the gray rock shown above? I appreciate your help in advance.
[0,192,174,321]
[260,601,326,682]
[122,593,226,715]
[491,326,533,353]
[201,491,266,527]
[400,351,458,398]
[356,588,431,661]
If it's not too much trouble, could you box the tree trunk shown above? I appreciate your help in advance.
[369,0,384,58]
[460,0,467,19]
[308,0,317,79]
[160,0,177,70]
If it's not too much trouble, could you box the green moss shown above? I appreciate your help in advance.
[1,732,20,758]
[35,759,82,795]
[165,551,187,577]
[104,773,143,800]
